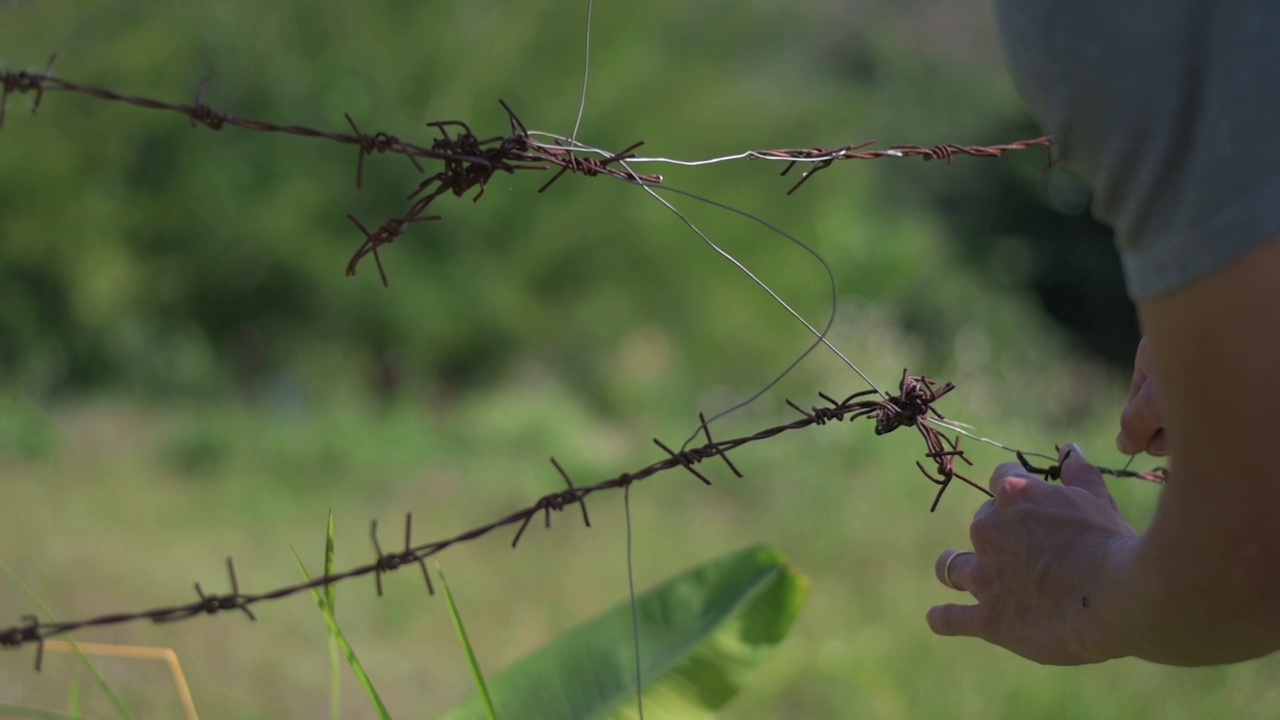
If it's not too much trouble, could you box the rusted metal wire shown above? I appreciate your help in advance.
[1,57,1051,285]
[0,56,661,287]
[1017,449,1166,485]
[770,138,1054,194]
[0,371,1164,665]
[526,132,1055,195]
[0,57,1164,670]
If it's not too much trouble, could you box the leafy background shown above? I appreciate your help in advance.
[3,0,1276,718]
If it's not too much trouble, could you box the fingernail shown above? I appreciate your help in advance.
[1061,443,1085,463]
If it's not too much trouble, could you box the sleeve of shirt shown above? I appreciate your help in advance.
[991,0,1280,301]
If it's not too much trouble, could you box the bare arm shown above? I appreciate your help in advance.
[1091,237,1280,665]
[929,237,1280,666]
[926,0,1280,667]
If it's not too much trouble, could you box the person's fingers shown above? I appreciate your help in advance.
[1058,443,1112,500]
[1116,379,1163,454]
[989,462,1037,500]
[926,603,987,638]
[1126,336,1152,402]
[935,549,980,592]
[1147,429,1169,456]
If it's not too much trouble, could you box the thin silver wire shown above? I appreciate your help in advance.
[568,0,594,145]
[531,132,888,405]
[529,133,885,169]
[611,171,885,450]
[633,182,886,450]
[624,484,644,719]
[923,418,1057,464]
[565,6,641,716]
[602,148,877,168]
[528,132,1079,468]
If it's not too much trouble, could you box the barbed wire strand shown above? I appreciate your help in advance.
[0,68,1151,497]
[0,58,1168,675]
[531,131,889,433]
[524,131,1054,194]
[0,377,1166,664]
[533,132,1073,468]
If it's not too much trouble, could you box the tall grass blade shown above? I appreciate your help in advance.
[67,673,83,717]
[0,561,133,720]
[325,510,341,720]
[291,546,393,720]
[435,561,497,720]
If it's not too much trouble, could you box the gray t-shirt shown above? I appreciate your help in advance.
[992,1,1280,301]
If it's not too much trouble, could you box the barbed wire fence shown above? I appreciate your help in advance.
[0,54,1165,680]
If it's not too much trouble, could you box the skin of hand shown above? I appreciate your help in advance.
[1116,336,1168,457]
[929,239,1280,666]
[985,0,1280,669]
[927,444,1138,665]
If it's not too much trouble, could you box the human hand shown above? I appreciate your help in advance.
[926,444,1139,665]
[1116,336,1168,456]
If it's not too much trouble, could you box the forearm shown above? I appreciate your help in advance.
[1083,504,1280,666]
[1086,241,1280,666]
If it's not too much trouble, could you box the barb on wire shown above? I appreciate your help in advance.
[0,366,1166,665]
[0,56,1167,675]
[771,138,1055,194]
[0,58,660,287]
[524,132,1054,194]
[0,54,56,128]
[0,370,1052,662]
[1017,450,1167,485]
[1,57,1050,288]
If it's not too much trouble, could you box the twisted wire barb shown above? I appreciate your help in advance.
[0,56,660,288]
[2,56,1052,286]
[526,132,1055,194]
[0,58,1162,669]
[0,371,1164,664]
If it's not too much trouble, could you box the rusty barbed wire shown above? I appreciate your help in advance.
[526,132,1055,195]
[0,370,1165,665]
[771,137,1055,194]
[0,55,661,287]
[0,57,1163,671]
[1,56,1054,284]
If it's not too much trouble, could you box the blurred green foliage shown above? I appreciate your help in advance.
[0,2,1193,718]
[0,0,1134,410]
[0,391,58,460]
[442,545,807,720]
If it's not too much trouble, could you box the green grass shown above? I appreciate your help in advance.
[292,519,393,720]
[0,562,133,720]
[1,369,1274,719]
[436,561,497,720]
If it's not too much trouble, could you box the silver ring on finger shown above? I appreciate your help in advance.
[943,550,975,590]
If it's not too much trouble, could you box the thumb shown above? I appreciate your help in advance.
[1059,443,1113,501]
[1116,379,1163,455]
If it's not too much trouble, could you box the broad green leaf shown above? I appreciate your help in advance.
[441,545,807,720]
[0,562,132,720]
[436,561,498,720]
[291,546,393,720]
